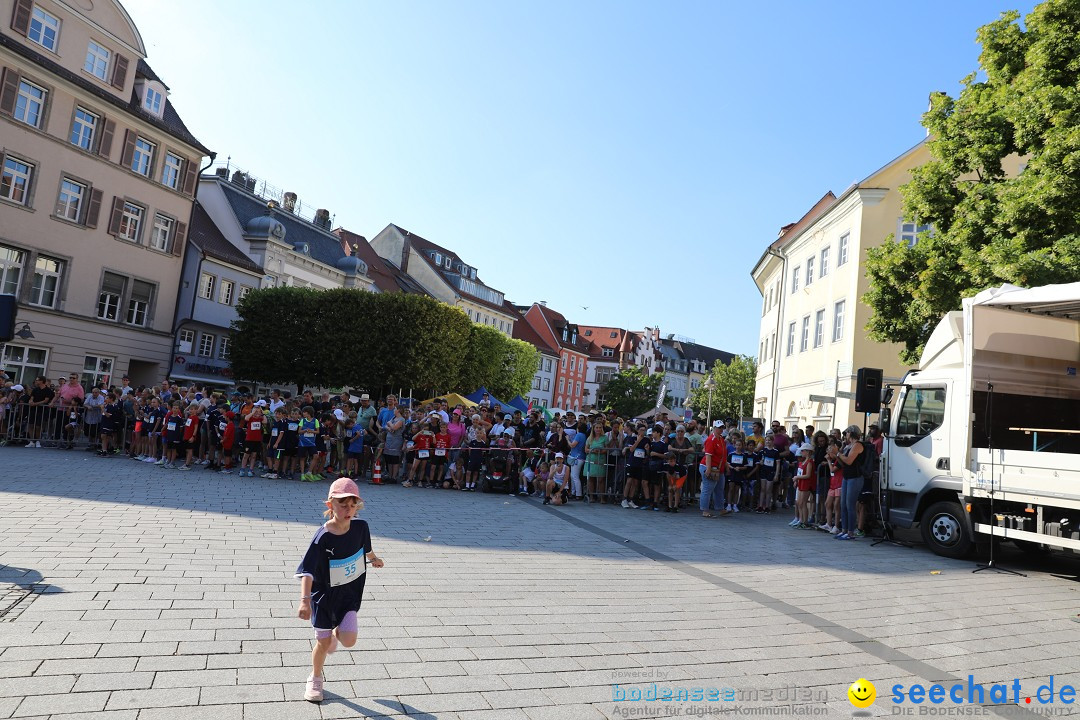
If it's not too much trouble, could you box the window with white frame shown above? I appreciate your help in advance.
[29,255,62,308]
[199,273,214,299]
[237,285,252,304]
[97,272,125,321]
[198,333,215,358]
[786,322,795,357]
[433,252,442,265]
[800,315,810,352]
[791,266,800,293]
[143,87,163,116]
[1,156,33,205]
[70,107,97,150]
[178,328,194,354]
[82,355,112,389]
[833,300,846,342]
[161,153,182,189]
[55,179,85,221]
[219,279,234,305]
[131,137,154,176]
[561,355,567,369]
[602,347,614,358]
[150,213,172,251]
[118,202,143,242]
[570,357,576,371]
[125,280,153,326]
[0,244,25,295]
[84,41,110,81]
[542,378,550,391]
[558,378,565,393]
[544,358,552,372]
[14,79,46,128]
[898,219,932,248]
[838,233,850,266]
[217,336,230,360]
[28,7,59,52]
[813,309,824,348]
[759,339,765,363]
[820,246,830,278]
[805,256,815,286]
[2,343,48,388]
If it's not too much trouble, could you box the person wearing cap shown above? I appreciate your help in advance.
[700,421,729,517]
[545,452,570,505]
[295,477,384,703]
[834,425,867,540]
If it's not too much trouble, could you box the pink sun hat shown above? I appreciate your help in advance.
[328,477,361,500]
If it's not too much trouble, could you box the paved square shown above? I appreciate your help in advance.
[2,450,1080,719]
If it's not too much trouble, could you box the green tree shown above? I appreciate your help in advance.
[490,338,539,400]
[458,324,507,394]
[686,355,756,423]
[229,288,471,392]
[865,0,1080,364]
[601,366,669,418]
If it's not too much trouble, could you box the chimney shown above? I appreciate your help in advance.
[215,167,228,179]
[539,300,547,306]
[283,192,297,213]
[400,231,411,274]
[314,209,330,229]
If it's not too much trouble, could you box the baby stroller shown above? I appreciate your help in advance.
[481,437,517,494]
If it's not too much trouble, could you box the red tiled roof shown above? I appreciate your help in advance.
[334,228,430,296]
[770,191,837,250]
[579,325,626,358]
[512,318,558,356]
[528,304,591,354]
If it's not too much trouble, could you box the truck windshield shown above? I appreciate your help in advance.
[896,387,946,439]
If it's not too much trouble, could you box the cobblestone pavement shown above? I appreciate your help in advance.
[2,449,1080,719]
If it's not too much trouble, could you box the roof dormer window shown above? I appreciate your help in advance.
[143,86,162,115]
[433,252,442,265]
[136,80,166,118]
[444,256,451,269]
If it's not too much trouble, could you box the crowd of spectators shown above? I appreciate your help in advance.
[0,373,883,537]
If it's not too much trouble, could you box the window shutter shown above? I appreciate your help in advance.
[84,188,103,228]
[97,118,115,158]
[107,196,124,236]
[181,158,198,196]
[0,67,20,117]
[120,129,135,168]
[110,54,128,90]
[10,0,31,35]
[171,220,187,256]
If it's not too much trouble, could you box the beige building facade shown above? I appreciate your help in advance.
[751,142,929,430]
[0,0,208,387]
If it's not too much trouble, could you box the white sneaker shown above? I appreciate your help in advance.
[143,457,157,463]
[304,674,324,702]
[788,518,800,527]
[621,499,630,509]
[732,505,740,513]
[628,501,639,509]
[818,523,831,531]
[830,525,841,535]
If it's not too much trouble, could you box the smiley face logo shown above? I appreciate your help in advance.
[848,678,876,708]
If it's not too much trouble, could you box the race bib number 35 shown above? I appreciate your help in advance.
[328,549,365,587]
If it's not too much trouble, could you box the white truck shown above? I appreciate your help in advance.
[880,282,1080,558]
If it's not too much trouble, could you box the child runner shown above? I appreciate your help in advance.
[726,438,751,513]
[345,419,364,478]
[820,439,844,533]
[219,411,237,474]
[791,446,815,528]
[160,401,183,467]
[178,404,201,470]
[663,450,684,512]
[545,452,570,505]
[295,478,384,703]
[98,392,119,457]
[644,427,668,512]
[298,407,320,482]
[265,407,288,479]
[756,435,781,513]
[621,425,647,509]
[240,406,265,477]
[464,430,486,491]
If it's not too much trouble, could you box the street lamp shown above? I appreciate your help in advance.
[704,376,715,428]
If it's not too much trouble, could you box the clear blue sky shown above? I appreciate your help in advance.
[124,0,1037,357]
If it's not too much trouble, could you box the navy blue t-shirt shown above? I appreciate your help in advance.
[296,518,373,600]
[625,435,648,468]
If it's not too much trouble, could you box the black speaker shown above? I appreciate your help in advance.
[0,294,16,343]
[855,367,883,414]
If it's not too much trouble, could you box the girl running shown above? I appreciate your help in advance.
[295,478,384,703]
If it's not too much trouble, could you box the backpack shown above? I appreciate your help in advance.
[860,440,878,481]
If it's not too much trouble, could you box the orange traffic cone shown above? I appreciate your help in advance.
[372,460,382,484]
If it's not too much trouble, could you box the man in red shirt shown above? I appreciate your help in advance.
[700,421,729,517]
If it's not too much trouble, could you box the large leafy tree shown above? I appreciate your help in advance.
[490,337,539,400]
[686,355,756,423]
[865,0,1080,364]
[602,366,669,418]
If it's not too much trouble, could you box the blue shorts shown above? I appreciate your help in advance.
[310,576,366,631]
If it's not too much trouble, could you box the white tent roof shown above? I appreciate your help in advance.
[969,282,1080,319]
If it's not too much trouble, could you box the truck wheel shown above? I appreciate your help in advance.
[920,501,973,558]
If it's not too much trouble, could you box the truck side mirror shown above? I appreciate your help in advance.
[880,407,891,433]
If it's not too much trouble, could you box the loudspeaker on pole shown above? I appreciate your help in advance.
[855,367,883,413]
